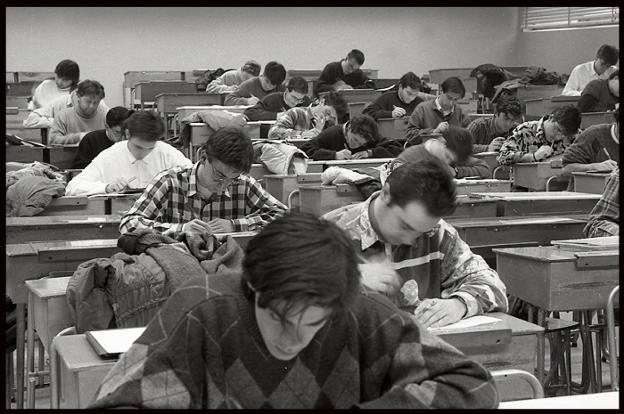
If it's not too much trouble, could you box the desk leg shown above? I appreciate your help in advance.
[15,303,25,409]
[49,340,59,409]
[26,293,35,408]
[536,309,546,386]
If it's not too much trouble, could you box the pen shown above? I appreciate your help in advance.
[603,148,611,160]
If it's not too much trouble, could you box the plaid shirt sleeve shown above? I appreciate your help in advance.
[437,221,508,317]
[584,169,620,237]
[229,176,287,232]
[119,170,185,235]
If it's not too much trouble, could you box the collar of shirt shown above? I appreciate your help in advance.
[434,97,453,117]
[124,141,150,164]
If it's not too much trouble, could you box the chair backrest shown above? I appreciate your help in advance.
[606,285,619,391]
[491,369,544,402]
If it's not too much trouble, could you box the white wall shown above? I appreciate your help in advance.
[7,7,520,106]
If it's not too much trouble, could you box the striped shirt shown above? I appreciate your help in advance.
[497,116,568,165]
[267,107,316,140]
[584,168,619,238]
[323,193,508,317]
[119,163,287,235]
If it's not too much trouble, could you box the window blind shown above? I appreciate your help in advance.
[522,7,619,31]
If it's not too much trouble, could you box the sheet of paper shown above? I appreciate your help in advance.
[428,315,501,333]
[69,239,116,247]
[88,327,146,354]
[64,217,108,224]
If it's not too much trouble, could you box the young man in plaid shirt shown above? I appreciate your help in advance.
[119,127,286,236]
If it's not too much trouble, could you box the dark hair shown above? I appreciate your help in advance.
[54,59,80,88]
[596,44,619,66]
[399,72,421,90]
[347,49,365,65]
[441,77,466,98]
[348,114,378,142]
[608,69,619,80]
[263,61,286,87]
[386,157,457,216]
[551,105,581,136]
[106,106,134,128]
[242,60,261,77]
[287,76,309,94]
[76,79,105,99]
[123,110,164,141]
[495,96,522,117]
[321,91,348,123]
[201,127,254,172]
[442,126,474,163]
[613,107,619,124]
[242,212,360,319]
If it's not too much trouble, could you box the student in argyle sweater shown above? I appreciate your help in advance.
[91,213,499,409]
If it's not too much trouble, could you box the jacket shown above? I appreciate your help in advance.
[179,110,247,147]
[252,140,309,175]
[6,175,65,217]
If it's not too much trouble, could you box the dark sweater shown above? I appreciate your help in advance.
[300,125,402,160]
[578,79,619,113]
[224,77,285,106]
[316,61,370,94]
[244,92,311,121]
[362,90,423,120]
[89,271,498,409]
[72,129,114,169]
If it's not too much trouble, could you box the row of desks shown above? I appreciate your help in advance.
[6,143,76,169]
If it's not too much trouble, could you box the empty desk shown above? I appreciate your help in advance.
[133,81,197,109]
[6,215,122,244]
[263,173,323,204]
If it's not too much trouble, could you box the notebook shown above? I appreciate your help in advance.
[86,327,146,358]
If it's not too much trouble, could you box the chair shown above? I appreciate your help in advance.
[491,369,544,402]
[606,286,619,391]
[492,165,510,180]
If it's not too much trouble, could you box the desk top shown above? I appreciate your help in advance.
[470,191,601,201]
[177,105,251,111]
[571,171,612,178]
[316,158,393,166]
[493,245,619,263]
[25,276,71,298]
[446,215,587,229]
[499,391,619,409]
[54,334,118,372]
[6,215,122,227]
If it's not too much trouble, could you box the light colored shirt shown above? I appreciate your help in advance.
[562,61,618,96]
[65,140,192,196]
[205,69,245,94]
[28,79,71,110]
[49,103,109,145]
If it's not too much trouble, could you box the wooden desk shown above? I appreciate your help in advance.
[319,89,381,104]
[252,138,308,149]
[515,84,563,102]
[525,95,579,119]
[512,160,564,191]
[155,92,222,114]
[452,196,499,219]
[572,171,611,194]
[123,70,186,107]
[473,151,499,173]
[499,391,619,409]
[6,145,45,163]
[581,112,613,129]
[470,191,601,217]
[107,195,140,215]
[189,121,273,146]
[347,101,368,118]
[455,179,512,196]
[6,215,122,244]
[133,81,197,109]
[46,145,78,169]
[6,127,48,143]
[263,173,323,204]
[42,196,109,216]
[377,117,408,141]
[313,158,394,171]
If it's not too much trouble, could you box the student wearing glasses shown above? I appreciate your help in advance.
[404,77,471,146]
[497,105,581,166]
[119,127,287,236]
[243,76,311,121]
[467,97,522,153]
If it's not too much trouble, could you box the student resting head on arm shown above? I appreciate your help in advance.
[72,106,135,169]
[497,105,581,166]
[267,101,337,140]
[467,96,522,153]
[29,59,80,110]
[577,69,619,113]
[205,60,261,94]
[65,110,192,196]
[119,126,286,236]
[90,212,499,409]
[324,156,508,328]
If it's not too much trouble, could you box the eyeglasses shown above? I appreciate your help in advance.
[211,162,240,186]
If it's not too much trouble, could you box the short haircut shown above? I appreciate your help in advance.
[348,114,378,142]
[286,76,309,94]
[123,110,164,141]
[54,59,80,87]
[399,72,421,90]
[201,126,254,173]
[608,68,619,80]
[321,91,348,122]
[242,212,360,319]
[442,126,474,163]
[495,96,522,117]
[76,79,105,99]
[386,157,457,217]
[106,106,134,128]
[441,77,466,98]
[241,60,261,77]
[347,49,365,65]
[551,105,581,136]
[596,44,619,66]
[263,61,287,86]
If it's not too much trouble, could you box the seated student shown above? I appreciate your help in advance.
[467,96,522,153]
[316,49,372,94]
[583,168,619,238]
[119,127,286,235]
[497,105,581,166]
[404,77,470,145]
[324,157,508,328]
[224,61,286,106]
[90,212,499,409]
[72,106,134,169]
[66,111,192,196]
[28,59,80,110]
[562,44,619,96]
[49,79,108,145]
[205,60,261,94]
[577,69,619,113]
[299,114,402,160]
[267,102,338,140]
[243,76,311,121]
[362,72,424,120]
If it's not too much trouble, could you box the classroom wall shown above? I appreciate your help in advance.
[6,7,521,107]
